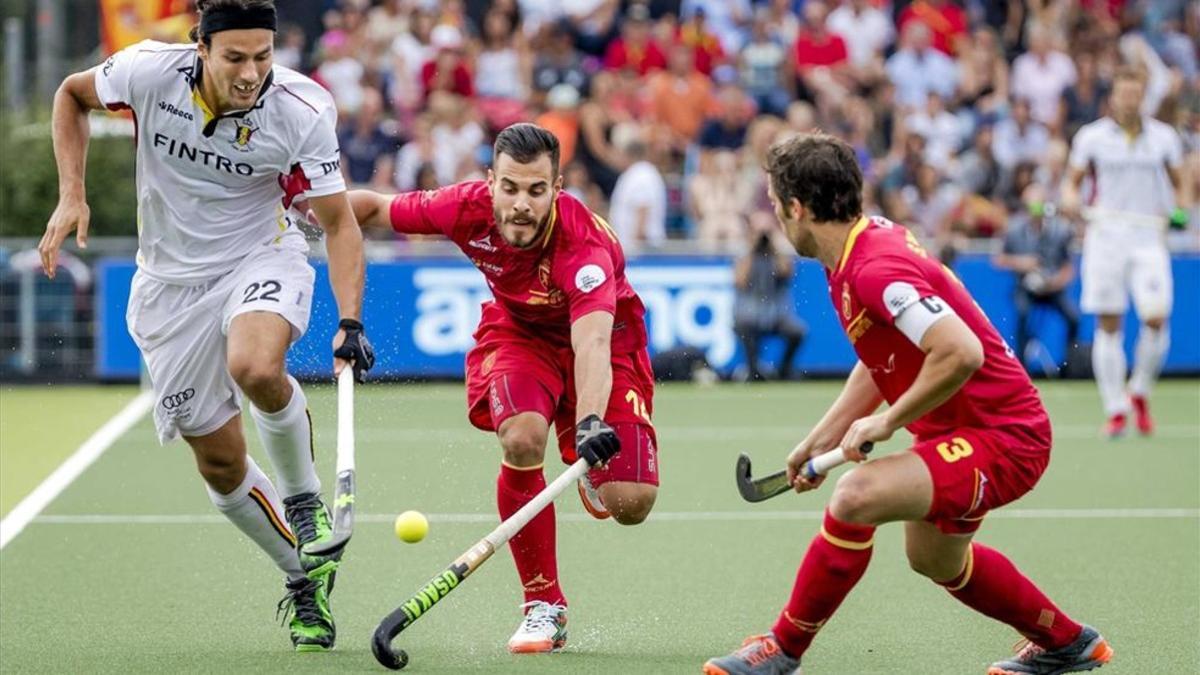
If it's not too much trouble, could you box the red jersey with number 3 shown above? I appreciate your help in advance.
[826,216,1046,440]
[389,180,647,353]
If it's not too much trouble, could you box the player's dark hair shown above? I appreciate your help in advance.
[189,0,277,47]
[493,123,560,177]
[764,132,863,224]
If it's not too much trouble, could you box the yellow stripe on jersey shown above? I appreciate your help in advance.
[590,212,618,243]
[836,216,870,274]
[190,88,216,126]
[538,202,560,250]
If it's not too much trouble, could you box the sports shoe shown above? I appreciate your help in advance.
[278,561,338,652]
[1101,414,1127,440]
[987,625,1113,674]
[507,600,567,653]
[703,633,802,675]
[285,492,339,571]
[577,474,610,520]
[1131,396,1153,436]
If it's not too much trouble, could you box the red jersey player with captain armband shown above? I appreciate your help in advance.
[704,133,1112,675]
[343,123,658,655]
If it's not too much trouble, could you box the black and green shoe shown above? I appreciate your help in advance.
[278,561,338,652]
[284,492,339,572]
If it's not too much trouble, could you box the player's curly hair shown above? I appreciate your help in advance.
[764,132,863,224]
[188,0,276,46]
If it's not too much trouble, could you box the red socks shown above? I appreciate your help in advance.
[497,462,565,606]
[771,510,875,657]
[939,542,1082,649]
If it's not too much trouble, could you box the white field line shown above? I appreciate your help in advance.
[31,508,1200,526]
[0,391,154,550]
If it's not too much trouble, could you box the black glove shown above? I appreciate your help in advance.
[575,414,620,467]
[333,318,375,383]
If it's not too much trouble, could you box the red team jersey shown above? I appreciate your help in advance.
[388,181,648,353]
[827,216,1048,441]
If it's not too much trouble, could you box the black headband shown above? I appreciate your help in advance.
[199,5,277,37]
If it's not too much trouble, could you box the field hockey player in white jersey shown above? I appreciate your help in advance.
[37,0,375,651]
[1061,65,1192,440]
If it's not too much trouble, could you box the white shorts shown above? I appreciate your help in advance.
[127,244,315,444]
[1080,226,1173,318]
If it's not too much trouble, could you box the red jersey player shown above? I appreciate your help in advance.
[704,134,1112,675]
[344,124,658,654]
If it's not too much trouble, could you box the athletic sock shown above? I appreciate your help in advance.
[1091,329,1128,416]
[251,374,321,498]
[1128,325,1168,398]
[497,462,565,606]
[771,509,875,658]
[206,456,304,580]
[939,542,1082,650]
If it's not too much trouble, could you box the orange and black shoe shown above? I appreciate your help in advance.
[577,474,610,520]
[703,633,801,675]
[987,625,1112,675]
[1131,395,1154,436]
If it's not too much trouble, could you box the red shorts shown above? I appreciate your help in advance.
[913,418,1052,534]
[465,337,658,488]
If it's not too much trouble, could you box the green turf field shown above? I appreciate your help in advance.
[1,381,1197,674]
[0,386,140,514]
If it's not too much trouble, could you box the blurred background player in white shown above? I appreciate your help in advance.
[1062,66,1192,438]
[36,0,373,651]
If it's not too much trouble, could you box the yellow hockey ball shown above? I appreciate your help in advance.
[394,510,428,543]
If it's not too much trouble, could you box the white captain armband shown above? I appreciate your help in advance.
[894,294,956,344]
[883,280,955,344]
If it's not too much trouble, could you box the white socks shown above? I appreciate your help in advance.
[206,456,304,580]
[251,375,321,499]
[1092,329,1129,416]
[1129,326,1169,398]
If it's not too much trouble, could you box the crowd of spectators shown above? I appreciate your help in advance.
[290,0,1199,255]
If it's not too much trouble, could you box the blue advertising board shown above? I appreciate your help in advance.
[96,253,1200,380]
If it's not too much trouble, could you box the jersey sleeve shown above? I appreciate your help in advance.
[552,245,618,323]
[852,251,940,326]
[388,181,491,237]
[1067,127,1094,170]
[290,106,346,198]
[94,40,157,110]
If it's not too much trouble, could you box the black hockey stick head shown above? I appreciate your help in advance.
[735,453,791,503]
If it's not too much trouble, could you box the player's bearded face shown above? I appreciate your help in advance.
[489,154,562,249]
[198,29,275,112]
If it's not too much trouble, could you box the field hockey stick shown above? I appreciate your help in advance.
[303,367,356,558]
[371,457,592,670]
[736,442,874,503]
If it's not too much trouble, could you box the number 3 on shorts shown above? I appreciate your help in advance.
[936,437,974,463]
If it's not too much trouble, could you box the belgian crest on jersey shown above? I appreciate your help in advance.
[231,118,260,152]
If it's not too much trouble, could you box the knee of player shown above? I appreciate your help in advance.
[194,453,245,492]
[827,471,879,525]
[1143,317,1166,332]
[604,484,657,525]
[499,426,548,466]
[906,547,962,581]
[228,358,285,399]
